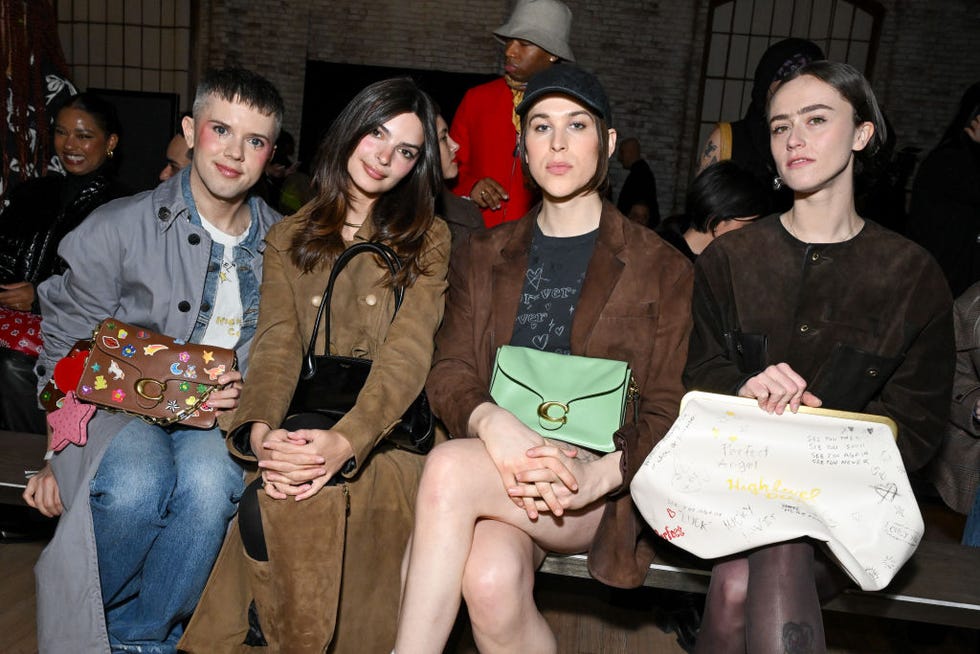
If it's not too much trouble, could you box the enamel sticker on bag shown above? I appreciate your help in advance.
[102,335,120,349]
[108,360,124,380]
[121,345,136,357]
[143,344,168,356]
[111,389,126,402]
[167,400,179,413]
[117,329,128,339]
[204,365,225,380]
[202,350,214,363]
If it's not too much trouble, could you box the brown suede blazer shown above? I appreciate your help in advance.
[685,215,954,473]
[228,213,450,473]
[426,201,694,588]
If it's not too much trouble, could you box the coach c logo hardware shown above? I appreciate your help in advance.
[538,401,569,426]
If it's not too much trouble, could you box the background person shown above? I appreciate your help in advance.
[615,136,660,228]
[908,82,980,297]
[656,159,768,261]
[450,0,574,227]
[0,92,127,434]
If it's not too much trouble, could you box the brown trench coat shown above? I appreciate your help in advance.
[180,214,450,653]
[426,201,694,588]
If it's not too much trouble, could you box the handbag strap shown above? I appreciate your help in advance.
[302,241,405,379]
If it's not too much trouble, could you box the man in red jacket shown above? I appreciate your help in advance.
[450,0,575,228]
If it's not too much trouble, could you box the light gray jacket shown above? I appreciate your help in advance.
[33,171,281,653]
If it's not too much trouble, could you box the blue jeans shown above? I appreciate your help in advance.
[964,486,980,547]
[90,419,244,654]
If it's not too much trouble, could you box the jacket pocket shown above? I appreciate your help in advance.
[722,329,769,374]
[808,343,904,411]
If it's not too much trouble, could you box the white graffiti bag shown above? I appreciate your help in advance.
[631,391,922,591]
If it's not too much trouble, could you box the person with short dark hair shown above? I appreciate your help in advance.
[657,160,768,260]
[158,111,193,182]
[24,67,285,654]
[684,61,953,654]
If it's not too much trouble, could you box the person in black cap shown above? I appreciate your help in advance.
[449,0,574,228]
[395,64,693,653]
[696,38,825,214]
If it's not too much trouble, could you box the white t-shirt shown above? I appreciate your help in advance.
[199,215,249,350]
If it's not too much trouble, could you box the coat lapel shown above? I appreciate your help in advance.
[571,202,626,355]
[490,213,536,350]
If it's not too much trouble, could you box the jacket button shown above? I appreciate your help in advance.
[799,323,809,333]
[208,262,219,273]
[866,367,879,377]
[158,207,171,221]
[200,302,212,313]
[364,294,377,306]
[311,295,322,307]
[178,301,191,312]
[36,365,46,377]
[188,233,201,245]
[810,252,820,262]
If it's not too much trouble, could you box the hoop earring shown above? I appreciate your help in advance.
[772,176,783,191]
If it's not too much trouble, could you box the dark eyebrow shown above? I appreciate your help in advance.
[528,109,593,122]
[769,104,835,124]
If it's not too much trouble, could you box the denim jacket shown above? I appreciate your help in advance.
[36,167,282,390]
[179,168,265,347]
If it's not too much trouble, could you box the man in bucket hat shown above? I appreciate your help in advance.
[450,0,574,228]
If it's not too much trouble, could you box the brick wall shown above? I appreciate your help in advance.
[198,0,979,215]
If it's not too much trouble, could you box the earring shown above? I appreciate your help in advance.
[772,176,783,191]
[106,149,114,159]
[550,57,557,63]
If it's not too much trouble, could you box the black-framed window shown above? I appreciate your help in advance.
[695,0,883,160]
[56,0,193,106]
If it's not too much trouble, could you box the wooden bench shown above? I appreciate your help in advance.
[0,430,47,506]
[540,525,980,630]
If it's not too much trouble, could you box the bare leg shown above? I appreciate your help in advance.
[695,556,748,654]
[394,439,604,653]
[745,542,825,654]
[462,520,552,654]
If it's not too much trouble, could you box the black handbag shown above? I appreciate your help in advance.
[283,241,436,455]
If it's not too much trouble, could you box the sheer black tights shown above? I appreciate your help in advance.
[694,541,836,654]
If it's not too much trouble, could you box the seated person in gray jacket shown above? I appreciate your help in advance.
[23,67,285,654]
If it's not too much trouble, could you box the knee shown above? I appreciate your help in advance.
[90,462,174,520]
[414,441,471,509]
[175,456,244,517]
[710,563,749,611]
[461,555,533,631]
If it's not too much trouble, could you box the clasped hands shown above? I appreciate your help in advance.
[471,403,614,521]
[251,423,354,501]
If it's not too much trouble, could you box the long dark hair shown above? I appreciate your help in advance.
[938,82,980,149]
[290,78,441,285]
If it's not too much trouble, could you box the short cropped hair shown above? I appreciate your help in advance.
[192,67,285,137]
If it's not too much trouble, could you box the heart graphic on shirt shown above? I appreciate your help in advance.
[525,267,544,291]
[666,508,677,519]
[531,334,549,350]
[554,326,565,336]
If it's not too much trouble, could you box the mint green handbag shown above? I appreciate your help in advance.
[488,345,637,452]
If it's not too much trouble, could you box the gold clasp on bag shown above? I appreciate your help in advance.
[537,401,569,428]
[135,378,167,402]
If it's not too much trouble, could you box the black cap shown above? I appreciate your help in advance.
[516,64,611,125]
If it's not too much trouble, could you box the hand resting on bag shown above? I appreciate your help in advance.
[737,362,823,415]
[204,369,244,413]
[468,402,579,520]
[0,281,35,311]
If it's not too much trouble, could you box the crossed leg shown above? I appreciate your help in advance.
[394,438,605,653]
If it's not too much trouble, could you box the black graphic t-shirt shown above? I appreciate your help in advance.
[510,221,598,354]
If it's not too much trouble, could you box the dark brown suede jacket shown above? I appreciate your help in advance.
[684,215,955,473]
[426,201,694,588]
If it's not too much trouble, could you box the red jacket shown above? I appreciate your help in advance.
[450,78,538,228]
